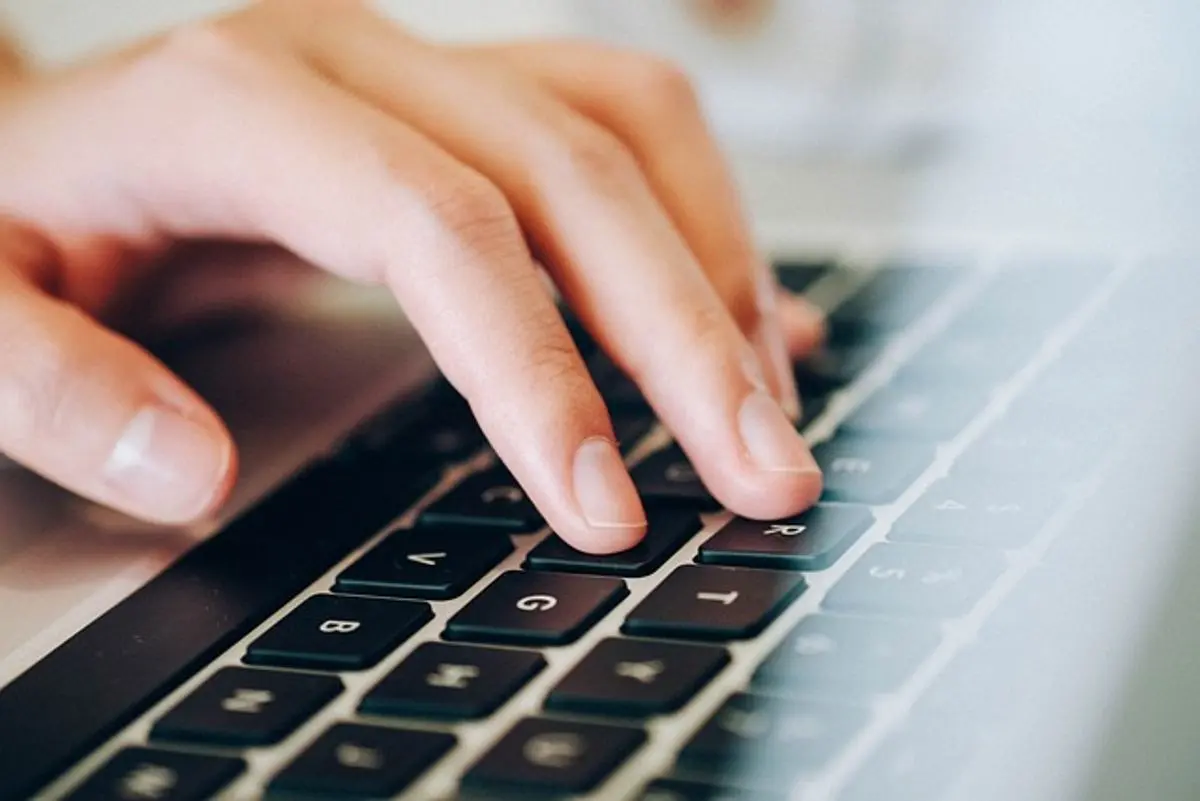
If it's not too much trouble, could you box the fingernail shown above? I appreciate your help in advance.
[738,390,820,473]
[573,437,647,530]
[104,404,231,522]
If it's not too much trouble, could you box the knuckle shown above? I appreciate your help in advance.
[686,301,737,355]
[720,274,762,333]
[421,172,524,260]
[0,307,77,448]
[133,20,267,84]
[625,54,702,118]
[553,127,641,189]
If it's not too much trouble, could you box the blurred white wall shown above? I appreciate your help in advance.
[0,0,572,64]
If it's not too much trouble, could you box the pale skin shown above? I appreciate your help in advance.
[0,0,825,555]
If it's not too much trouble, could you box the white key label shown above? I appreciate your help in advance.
[516,594,558,612]
[319,619,361,634]
[697,590,739,606]
[336,743,384,770]
[615,659,666,684]
[119,764,177,800]
[221,688,274,714]
[524,732,585,769]
[407,551,447,567]
[426,663,481,690]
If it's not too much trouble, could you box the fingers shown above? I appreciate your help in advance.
[95,28,644,552]
[0,264,235,523]
[283,8,821,518]
[471,40,822,412]
[779,290,828,357]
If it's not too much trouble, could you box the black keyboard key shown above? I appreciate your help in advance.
[546,638,729,718]
[352,388,484,467]
[266,723,454,800]
[622,566,805,642]
[527,508,700,577]
[638,778,785,800]
[590,358,650,411]
[361,642,545,720]
[698,504,873,571]
[889,477,1062,548]
[841,382,992,440]
[336,526,512,600]
[612,411,658,454]
[420,466,542,532]
[775,258,836,294]
[462,717,645,796]
[798,392,830,430]
[812,437,934,504]
[678,693,866,788]
[66,748,245,801]
[795,342,882,393]
[823,544,1005,618]
[754,615,941,699]
[631,446,720,510]
[151,667,341,747]
[445,571,627,646]
[245,595,431,671]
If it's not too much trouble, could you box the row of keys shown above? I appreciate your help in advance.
[251,502,1010,679]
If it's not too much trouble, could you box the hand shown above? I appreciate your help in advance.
[0,0,825,553]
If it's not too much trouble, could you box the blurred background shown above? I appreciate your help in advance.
[3,0,1197,251]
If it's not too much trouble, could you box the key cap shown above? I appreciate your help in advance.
[698,504,873,571]
[352,387,484,467]
[612,411,658,455]
[335,526,512,600]
[244,594,431,671]
[795,342,882,394]
[546,637,729,718]
[266,723,455,800]
[462,717,646,796]
[66,748,245,801]
[798,392,830,431]
[637,777,786,801]
[360,642,545,720]
[526,508,700,577]
[445,571,627,646]
[589,357,650,411]
[812,437,934,504]
[889,477,1062,548]
[754,615,941,699]
[622,566,805,642]
[677,693,867,788]
[775,258,836,294]
[419,466,542,532]
[842,380,993,441]
[151,667,341,747]
[631,446,720,510]
[823,544,1005,618]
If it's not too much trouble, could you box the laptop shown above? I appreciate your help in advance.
[2,3,1199,800]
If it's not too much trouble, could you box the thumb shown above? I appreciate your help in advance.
[0,264,236,523]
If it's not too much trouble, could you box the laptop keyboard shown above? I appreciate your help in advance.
[47,254,1164,801]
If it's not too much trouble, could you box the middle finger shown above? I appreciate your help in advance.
[283,9,822,519]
